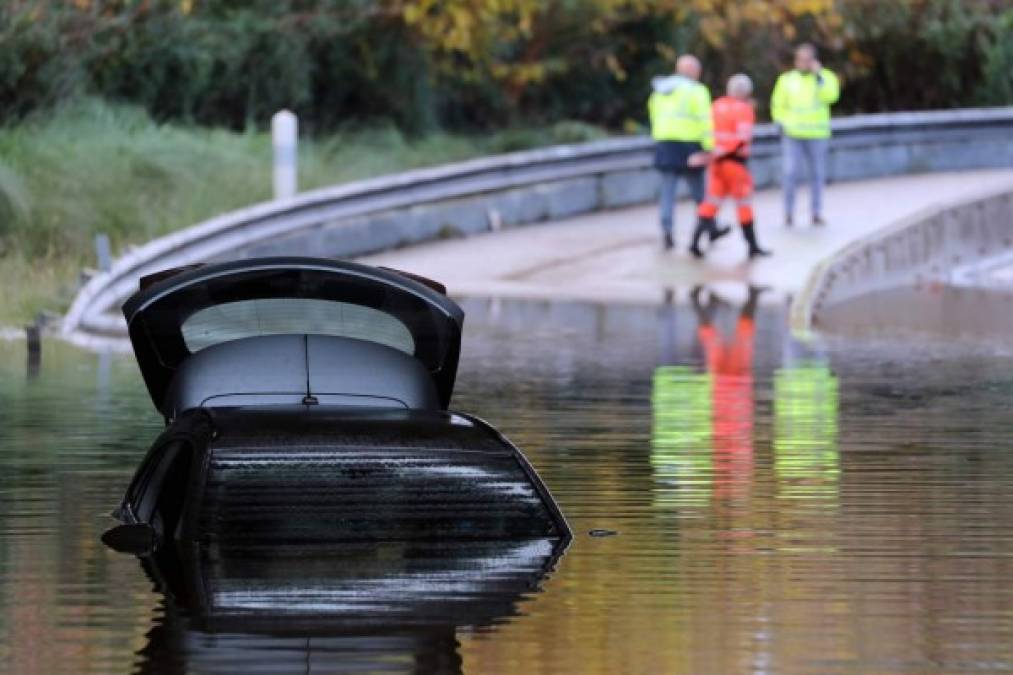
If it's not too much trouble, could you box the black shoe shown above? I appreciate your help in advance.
[689,244,705,259]
[748,245,772,259]
[663,232,674,250]
[812,215,826,227]
[710,224,732,243]
[785,215,794,228]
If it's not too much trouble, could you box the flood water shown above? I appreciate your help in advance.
[1,286,1012,673]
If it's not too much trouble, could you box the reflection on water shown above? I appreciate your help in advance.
[653,287,841,516]
[135,539,564,674]
[773,361,839,503]
[2,286,1013,673]
[653,287,767,510]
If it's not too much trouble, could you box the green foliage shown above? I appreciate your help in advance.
[0,0,1008,136]
[0,99,608,322]
[0,162,30,235]
[0,1,435,132]
[837,0,1002,112]
[977,9,1013,105]
[0,99,269,259]
[1,0,1009,323]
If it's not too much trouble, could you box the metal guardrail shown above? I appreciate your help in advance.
[62,107,1013,341]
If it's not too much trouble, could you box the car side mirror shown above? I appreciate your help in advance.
[102,523,157,556]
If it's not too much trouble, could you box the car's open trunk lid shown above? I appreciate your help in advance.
[122,258,464,414]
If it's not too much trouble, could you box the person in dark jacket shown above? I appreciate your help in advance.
[648,54,728,252]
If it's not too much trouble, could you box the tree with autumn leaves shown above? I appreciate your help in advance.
[396,0,1010,125]
[1,0,1009,133]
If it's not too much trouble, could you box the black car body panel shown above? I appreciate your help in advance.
[111,258,570,549]
[119,407,569,544]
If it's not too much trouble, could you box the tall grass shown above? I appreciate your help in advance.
[0,99,605,324]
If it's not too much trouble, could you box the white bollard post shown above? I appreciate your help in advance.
[272,110,298,200]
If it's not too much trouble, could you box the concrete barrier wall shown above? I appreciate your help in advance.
[64,107,1013,339]
[242,115,1013,260]
[792,184,1013,332]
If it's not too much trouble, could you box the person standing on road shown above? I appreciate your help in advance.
[771,43,840,227]
[648,54,728,252]
[693,74,771,260]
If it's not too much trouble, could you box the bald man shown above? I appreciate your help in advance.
[648,55,726,252]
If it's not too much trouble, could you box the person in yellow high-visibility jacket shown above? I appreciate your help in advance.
[648,54,728,252]
[771,43,840,227]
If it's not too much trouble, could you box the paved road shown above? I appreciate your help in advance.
[362,170,1013,305]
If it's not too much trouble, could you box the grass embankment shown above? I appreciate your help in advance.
[0,100,606,325]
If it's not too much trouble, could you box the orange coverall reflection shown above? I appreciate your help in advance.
[690,287,762,503]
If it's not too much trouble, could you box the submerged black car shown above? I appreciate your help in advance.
[105,257,570,551]
[136,538,566,671]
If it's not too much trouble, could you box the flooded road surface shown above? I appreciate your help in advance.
[1,286,1012,673]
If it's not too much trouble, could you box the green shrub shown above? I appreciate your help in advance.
[834,0,1001,112]
[551,120,608,145]
[0,162,30,241]
[978,10,1013,105]
[0,99,610,322]
[1,1,1007,135]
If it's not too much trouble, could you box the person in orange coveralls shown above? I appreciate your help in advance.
[690,74,772,260]
[690,285,764,501]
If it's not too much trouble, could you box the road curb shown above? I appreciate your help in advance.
[790,180,1013,336]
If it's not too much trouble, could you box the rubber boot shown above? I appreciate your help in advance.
[742,221,771,259]
[689,217,712,259]
[709,222,732,243]
[690,285,718,325]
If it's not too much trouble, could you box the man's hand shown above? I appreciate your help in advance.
[687,151,711,168]
[811,59,823,74]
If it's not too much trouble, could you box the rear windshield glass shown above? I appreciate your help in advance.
[181,298,415,354]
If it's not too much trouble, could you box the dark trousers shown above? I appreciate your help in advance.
[658,169,705,235]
